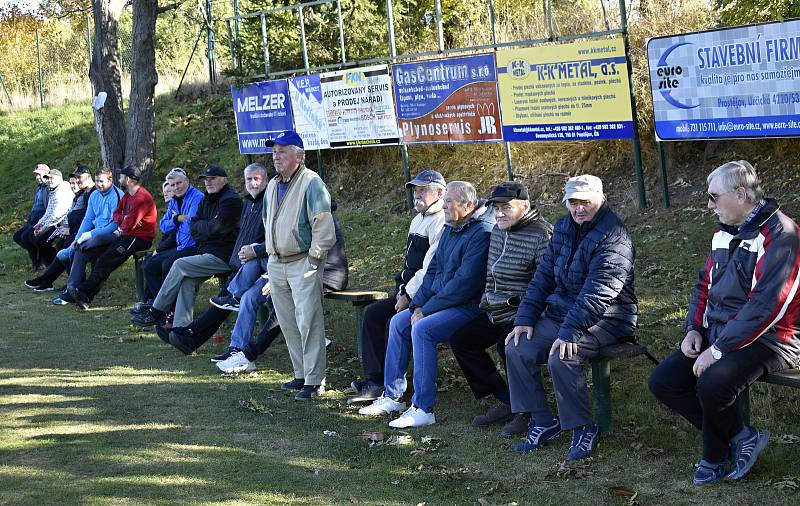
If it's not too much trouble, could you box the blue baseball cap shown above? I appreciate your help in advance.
[265,130,304,149]
[405,169,446,189]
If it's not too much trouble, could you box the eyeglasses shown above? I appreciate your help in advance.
[706,188,739,203]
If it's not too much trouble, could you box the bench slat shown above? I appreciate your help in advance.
[760,368,800,388]
[325,290,388,303]
[597,343,648,359]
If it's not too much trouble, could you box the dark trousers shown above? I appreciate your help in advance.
[33,226,57,265]
[13,224,40,265]
[77,236,152,300]
[361,296,398,383]
[450,313,511,403]
[143,247,197,301]
[648,339,790,463]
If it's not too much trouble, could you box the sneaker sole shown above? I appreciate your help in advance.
[218,364,256,374]
[52,298,69,305]
[389,418,435,429]
[33,286,54,292]
[358,404,406,416]
[209,299,238,312]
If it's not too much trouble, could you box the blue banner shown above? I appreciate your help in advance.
[502,121,634,141]
[231,80,294,154]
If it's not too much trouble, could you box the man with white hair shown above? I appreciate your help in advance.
[348,169,447,403]
[358,180,495,428]
[649,160,800,486]
[505,174,636,460]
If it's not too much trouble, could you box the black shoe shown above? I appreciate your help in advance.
[211,347,239,363]
[472,401,513,428]
[154,324,171,344]
[33,282,54,292]
[130,300,153,316]
[500,413,531,439]
[347,380,384,404]
[25,277,43,289]
[350,379,369,393]
[209,294,239,311]
[295,384,323,401]
[282,378,305,391]
[131,308,166,327]
[168,329,196,355]
[68,286,90,310]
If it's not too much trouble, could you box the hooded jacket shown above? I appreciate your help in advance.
[160,185,204,251]
[189,184,243,262]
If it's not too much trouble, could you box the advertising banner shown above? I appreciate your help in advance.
[648,20,800,140]
[320,64,400,148]
[288,74,330,150]
[496,39,634,141]
[392,54,503,144]
[231,80,293,154]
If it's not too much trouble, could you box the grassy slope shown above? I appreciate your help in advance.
[1,96,799,505]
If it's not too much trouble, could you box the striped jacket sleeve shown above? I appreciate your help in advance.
[684,251,714,335]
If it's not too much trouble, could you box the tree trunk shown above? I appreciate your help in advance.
[89,0,126,177]
[126,0,159,181]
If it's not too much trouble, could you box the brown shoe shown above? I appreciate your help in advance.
[500,413,531,438]
[472,401,513,428]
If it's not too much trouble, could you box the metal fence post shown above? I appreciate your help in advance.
[487,0,514,180]
[435,0,444,51]
[657,141,670,208]
[35,29,45,108]
[0,69,12,107]
[619,0,647,209]
[206,0,217,86]
[260,14,270,75]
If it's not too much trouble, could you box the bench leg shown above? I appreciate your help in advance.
[353,302,369,362]
[735,387,751,427]
[134,256,145,302]
[592,357,613,436]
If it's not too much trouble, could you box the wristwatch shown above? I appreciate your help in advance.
[710,345,723,360]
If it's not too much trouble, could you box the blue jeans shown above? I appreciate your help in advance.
[56,246,73,263]
[383,307,476,412]
[229,275,270,350]
[227,258,268,298]
[67,232,117,289]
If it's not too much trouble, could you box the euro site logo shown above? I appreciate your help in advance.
[655,41,698,110]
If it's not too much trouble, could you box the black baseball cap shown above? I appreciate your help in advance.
[485,181,530,205]
[198,165,228,178]
[121,165,143,181]
[71,165,92,178]
[405,169,446,189]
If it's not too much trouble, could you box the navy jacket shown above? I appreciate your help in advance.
[189,184,243,263]
[514,204,637,343]
[229,188,266,271]
[410,208,495,317]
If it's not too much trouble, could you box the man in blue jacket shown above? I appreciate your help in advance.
[505,175,636,460]
[358,181,495,428]
[14,164,51,270]
[649,161,800,486]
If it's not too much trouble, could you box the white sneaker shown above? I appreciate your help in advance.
[216,351,256,373]
[358,395,405,416]
[388,406,436,428]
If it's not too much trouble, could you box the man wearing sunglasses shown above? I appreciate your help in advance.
[650,160,800,486]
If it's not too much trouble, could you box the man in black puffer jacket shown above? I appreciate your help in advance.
[449,182,552,438]
[506,174,636,461]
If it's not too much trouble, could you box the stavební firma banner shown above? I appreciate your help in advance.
[231,79,294,154]
[392,54,503,144]
[320,64,399,148]
[648,19,800,140]
[496,39,634,142]
[288,74,330,150]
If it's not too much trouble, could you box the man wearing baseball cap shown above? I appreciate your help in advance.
[347,169,447,403]
[14,164,53,270]
[262,130,336,401]
[448,181,553,437]
[505,174,637,460]
[28,168,75,268]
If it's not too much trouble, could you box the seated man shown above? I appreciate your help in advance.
[69,166,157,309]
[358,181,494,428]
[140,168,204,305]
[132,165,243,327]
[29,168,74,268]
[649,161,800,486]
[348,169,446,403]
[14,164,51,271]
[25,165,95,292]
[450,181,552,437]
[504,175,636,460]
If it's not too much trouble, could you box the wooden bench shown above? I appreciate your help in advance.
[592,342,660,435]
[736,368,800,426]
[324,290,389,358]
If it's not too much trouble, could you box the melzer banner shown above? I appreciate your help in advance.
[231,79,294,154]
[392,54,503,144]
[320,64,400,148]
[288,74,330,150]
[496,39,634,141]
[648,19,800,140]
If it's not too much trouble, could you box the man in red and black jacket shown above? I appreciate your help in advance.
[69,166,157,309]
[649,160,800,486]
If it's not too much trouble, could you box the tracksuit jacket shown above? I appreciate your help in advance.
[514,203,637,343]
[159,185,204,251]
[114,187,157,241]
[685,198,800,366]
[395,198,446,299]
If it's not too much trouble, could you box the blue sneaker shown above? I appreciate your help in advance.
[513,418,561,453]
[693,459,727,486]
[566,423,598,461]
[727,426,770,481]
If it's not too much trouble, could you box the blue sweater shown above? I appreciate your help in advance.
[75,185,124,238]
[159,185,204,250]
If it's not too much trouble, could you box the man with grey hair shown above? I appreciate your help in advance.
[505,174,636,460]
[649,160,800,486]
[359,180,495,428]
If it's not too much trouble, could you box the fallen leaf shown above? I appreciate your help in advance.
[608,486,636,497]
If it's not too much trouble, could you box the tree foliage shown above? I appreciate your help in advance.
[716,0,800,26]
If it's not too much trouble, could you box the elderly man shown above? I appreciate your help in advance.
[14,164,51,270]
[449,181,552,437]
[132,165,243,327]
[649,161,800,486]
[263,130,336,401]
[28,168,74,268]
[505,174,636,460]
[348,169,447,402]
[359,181,495,428]
[140,168,204,305]
[69,166,157,309]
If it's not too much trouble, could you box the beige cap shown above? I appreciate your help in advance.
[563,175,603,202]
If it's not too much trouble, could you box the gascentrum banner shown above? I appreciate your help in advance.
[392,54,503,144]
[320,64,399,148]
[648,20,800,140]
[231,79,294,154]
[288,74,330,150]
[496,39,634,141]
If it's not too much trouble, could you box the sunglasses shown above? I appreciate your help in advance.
[706,188,739,203]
